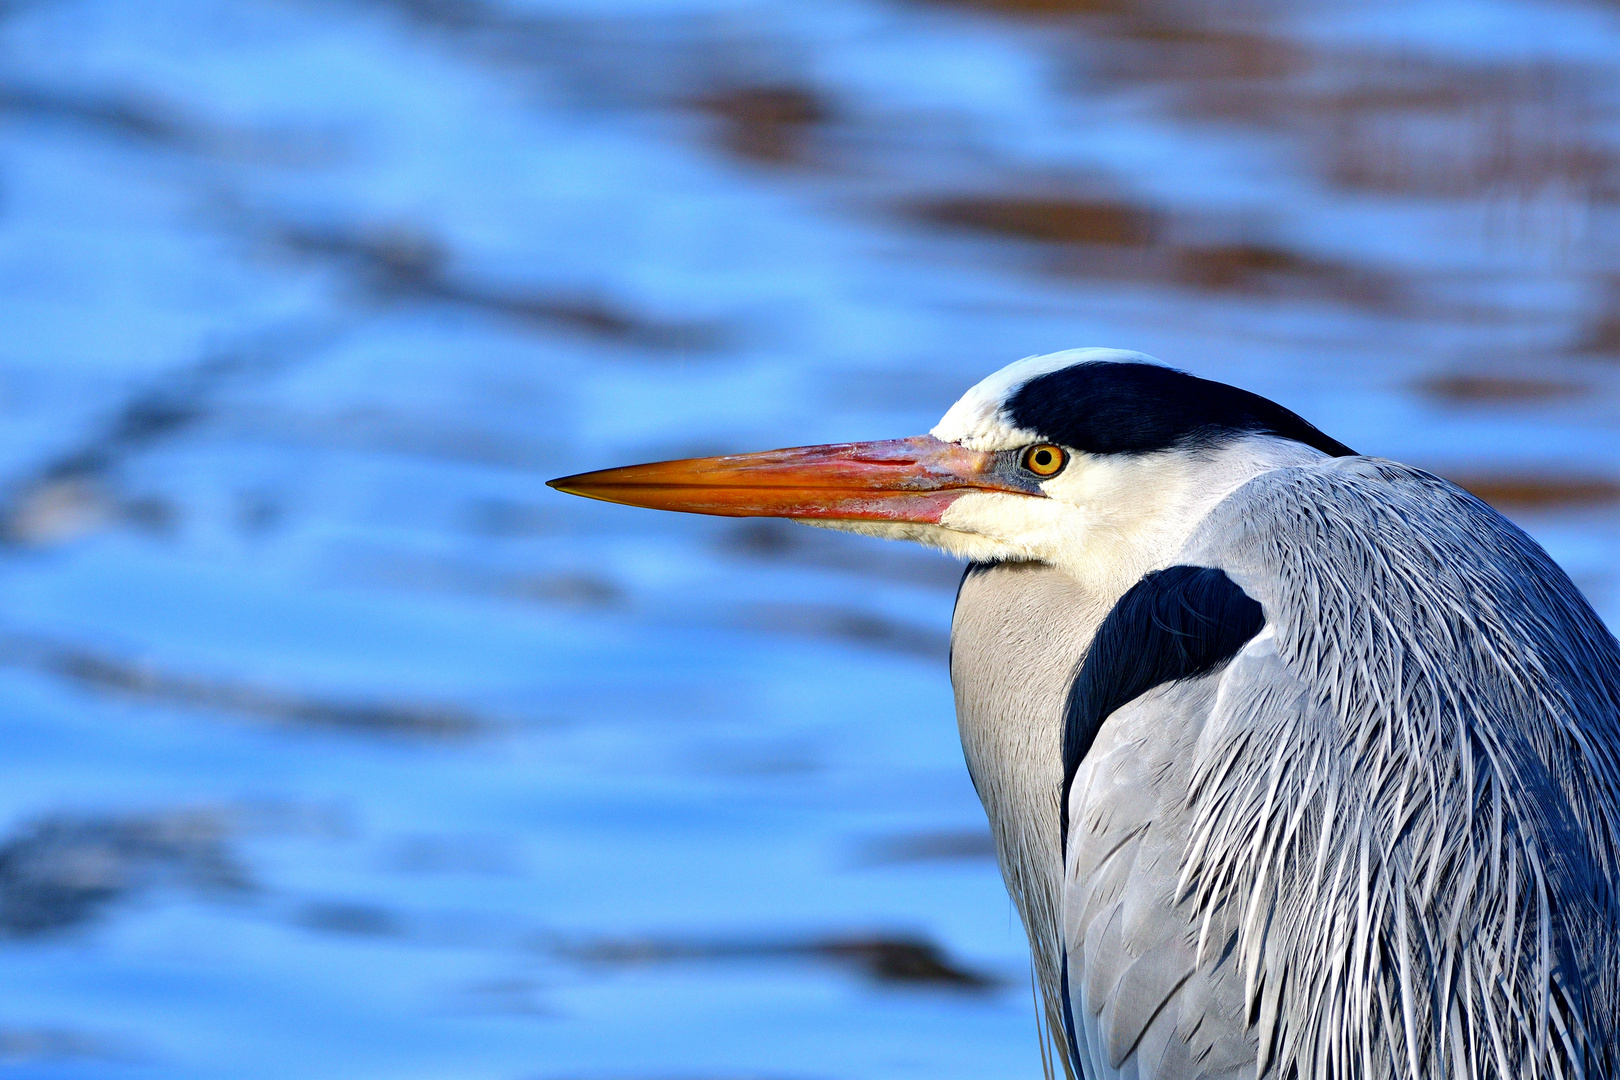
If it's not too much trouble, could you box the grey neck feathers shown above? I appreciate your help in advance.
[947,436,1326,1068]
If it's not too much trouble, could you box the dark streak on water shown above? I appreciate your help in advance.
[0,810,248,936]
[569,932,999,990]
[853,830,999,867]
[0,633,488,737]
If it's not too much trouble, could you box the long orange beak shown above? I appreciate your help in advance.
[547,435,1030,523]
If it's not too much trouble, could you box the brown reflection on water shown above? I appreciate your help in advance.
[1096,23,1300,83]
[1417,373,1590,405]
[1062,9,1620,205]
[915,196,1153,247]
[912,193,1402,307]
[894,0,1620,372]
[1576,280,1620,357]
[696,85,830,166]
[922,0,1620,206]
[1449,474,1620,512]
[929,0,1133,14]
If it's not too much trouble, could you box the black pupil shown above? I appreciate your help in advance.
[1034,450,1052,468]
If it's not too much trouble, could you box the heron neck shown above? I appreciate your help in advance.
[947,437,1328,1054]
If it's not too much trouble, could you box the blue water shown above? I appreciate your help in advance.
[0,0,1615,1076]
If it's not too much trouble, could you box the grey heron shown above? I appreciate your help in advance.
[549,348,1620,1080]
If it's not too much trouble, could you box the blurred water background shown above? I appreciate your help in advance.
[0,0,1616,1076]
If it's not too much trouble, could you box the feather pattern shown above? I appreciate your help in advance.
[1170,457,1620,1079]
[1064,675,1259,1080]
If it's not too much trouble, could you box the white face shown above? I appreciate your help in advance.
[812,349,1326,589]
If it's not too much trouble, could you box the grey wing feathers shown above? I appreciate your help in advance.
[1064,675,1258,1080]
[1064,456,1620,1079]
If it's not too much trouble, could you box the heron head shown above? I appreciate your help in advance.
[549,349,1353,581]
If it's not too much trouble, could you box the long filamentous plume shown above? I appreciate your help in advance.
[1180,460,1620,1080]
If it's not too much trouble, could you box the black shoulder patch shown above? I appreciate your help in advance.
[1008,361,1355,458]
[1060,565,1265,842]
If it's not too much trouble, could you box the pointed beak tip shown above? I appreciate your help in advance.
[546,475,600,502]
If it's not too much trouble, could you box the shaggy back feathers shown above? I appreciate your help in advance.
[1182,457,1620,1080]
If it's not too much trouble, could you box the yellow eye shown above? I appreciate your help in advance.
[1022,444,1066,477]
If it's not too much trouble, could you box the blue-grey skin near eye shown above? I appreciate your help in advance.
[978,447,1067,494]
